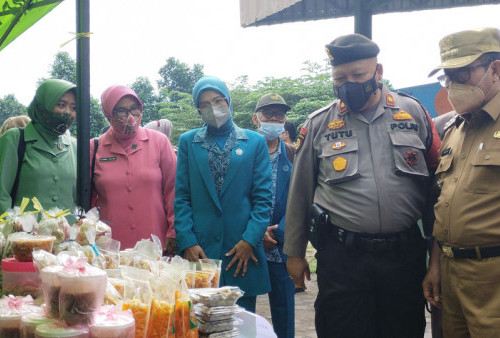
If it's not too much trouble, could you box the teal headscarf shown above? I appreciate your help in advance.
[28,79,76,137]
[192,76,233,114]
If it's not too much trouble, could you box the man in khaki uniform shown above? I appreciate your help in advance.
[423,28,500,337]
[284,33,441,337]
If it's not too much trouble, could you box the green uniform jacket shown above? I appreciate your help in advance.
[0,122,77,213]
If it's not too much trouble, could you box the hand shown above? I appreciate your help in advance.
[263,225,278,249]
[423,241,442,308]
[225,240,257,278]
[163,237,177,256]
[287,257,311,290]
[183,245,207,262]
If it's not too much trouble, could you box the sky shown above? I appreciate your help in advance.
[1,0,500,106]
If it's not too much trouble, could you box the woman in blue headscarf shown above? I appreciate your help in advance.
[174,76,272,312]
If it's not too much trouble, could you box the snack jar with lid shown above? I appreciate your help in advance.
[0,313,22,338]
[34,322,89,338]
[2,258,42,298]
[8,233,56,262]
[89,305,135,338]
[21,311,57,338]
[39,266,63,318]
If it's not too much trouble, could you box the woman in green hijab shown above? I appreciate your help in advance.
[0,79,77,213]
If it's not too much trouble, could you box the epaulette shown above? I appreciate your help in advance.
[308,101,335,119]
[443,113,458,133]
[396,91,429,115]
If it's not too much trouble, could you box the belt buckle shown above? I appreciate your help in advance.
[442,245,454,258]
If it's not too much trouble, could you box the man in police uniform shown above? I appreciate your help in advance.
[423,28,500,337]
[284,33,440,337]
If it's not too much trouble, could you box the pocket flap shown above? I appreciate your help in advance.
[389,131,425,150]
[436,154,453,174]
[471,150,500,166]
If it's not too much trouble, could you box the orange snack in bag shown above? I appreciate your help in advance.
[147,298,174,337]
[123,298,149,338]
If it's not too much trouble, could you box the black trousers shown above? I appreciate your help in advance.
[314,230,427,338]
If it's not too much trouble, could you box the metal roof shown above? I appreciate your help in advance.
[240,0,500,27]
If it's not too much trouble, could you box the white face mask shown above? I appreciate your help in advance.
[256,116,285,140]
[447,64,493,115]
[201,106,231,128]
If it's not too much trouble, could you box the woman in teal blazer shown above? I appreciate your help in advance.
[174,76,272,312]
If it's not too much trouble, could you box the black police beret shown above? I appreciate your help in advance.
[325,33,380,66]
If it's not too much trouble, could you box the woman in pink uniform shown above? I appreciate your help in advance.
[90,85,176,251]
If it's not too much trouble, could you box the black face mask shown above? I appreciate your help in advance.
[333,67,379,112]
[52,113,75,135]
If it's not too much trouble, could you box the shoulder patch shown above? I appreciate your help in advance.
[308,102,335,119]
[295,127,308,153]
[385,93,395,107]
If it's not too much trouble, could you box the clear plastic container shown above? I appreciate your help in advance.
[195,304,241,322]
[9,233,55,262]
[35,322,89,337]
[197,318,235,334]
[21,312,57,338]
[89,306,135,338]
[2,258,42,298]
[39,266,63,318]
[190,287,244,307]
[199,328,239,338]
[0,314,22,338]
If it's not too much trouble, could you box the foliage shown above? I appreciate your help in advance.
[157,57,205,94]
[130,76,160,124]
[0,94,27,125]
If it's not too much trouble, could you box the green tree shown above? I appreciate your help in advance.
[157,57,205,94]
[40,51,107,138]
[130,76,160,125]
[0,94,27,125]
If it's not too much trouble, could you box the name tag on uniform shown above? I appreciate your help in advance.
[441,148,452,156]
[100,157,116,162]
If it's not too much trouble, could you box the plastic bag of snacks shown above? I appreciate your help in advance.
[146,267,183,337]
[57,257,107,326]
[103,280,123,306]
[32,249,58,271]
[121,266,153,338]
[7,232,55,262]
[1,198,39,237]
[90,305,135,338]
[200,259,222,288]
[81,228,106,268]
[73,207,111,246]
[53,226,82,255]
[174,270,198,337]
[96,236,120,270]
[0,295,38,337]
[37,208,70,246]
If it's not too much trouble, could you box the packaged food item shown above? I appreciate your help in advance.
[198,328,239,338]
[34,322,89,337]
[32,250,58,271]
[2,258,42,298]
[103,281,122,306]
[36,207,71,246]
[146,270,179,337]
[197,318,234,334]
[174,289,198,337]
[73,207,111,246]
[2,198,39,236]
[53,227,82,255]
[96,237,120,270]
[21,310,57,338]
[200,259,222,288]
[57,257,107,326]
[89,305,135,338]
[190,287,244,307]
[121,266,153,338]
[8,233,55,262]
[194,305,241,322]
[39,265,64,318]
[0,295,37,338]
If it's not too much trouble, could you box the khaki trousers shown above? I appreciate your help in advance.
[441,254,500,338]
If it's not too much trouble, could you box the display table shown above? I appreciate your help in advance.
[234,310,277,338]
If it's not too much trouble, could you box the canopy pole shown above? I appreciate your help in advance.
[76,0,91,210]
[354,0,372,39]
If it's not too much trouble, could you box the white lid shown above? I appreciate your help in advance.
[35,322,89,337]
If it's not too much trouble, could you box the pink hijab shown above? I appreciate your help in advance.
[101,85,143,149]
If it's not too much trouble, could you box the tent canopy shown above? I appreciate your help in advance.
[0,0,62,52]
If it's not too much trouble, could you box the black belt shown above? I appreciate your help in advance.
[331,224,418,253]
[438,241,500,259]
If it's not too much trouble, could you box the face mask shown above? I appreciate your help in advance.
[333,68,378,112]
[52,113,75,135]
[258,119,285,140]
[201,106,231,128]
[447,65,492,115]
[111,114,141,137]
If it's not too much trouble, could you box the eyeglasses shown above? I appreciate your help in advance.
[113,105,142,119]
[198,96,228,113]
[259,110,286,120]
[438,61,491,87]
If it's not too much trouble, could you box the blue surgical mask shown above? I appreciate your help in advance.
[258,121,285,140]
